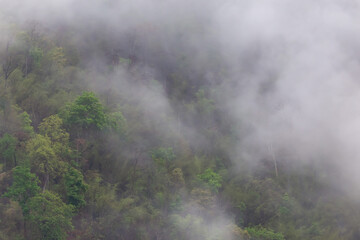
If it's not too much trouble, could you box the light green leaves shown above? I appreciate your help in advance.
[64,91,107,131]
[64,166,88,209]
[198,168,222,193]
[28,191,74,240]
[3,165,40,215]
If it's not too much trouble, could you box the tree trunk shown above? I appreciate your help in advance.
[24,220,28,240]
[43,173,49,192]
[268,143,278,178]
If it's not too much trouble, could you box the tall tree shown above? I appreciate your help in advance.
[3,165,40,215]
[3,165,40,238]
[64,166,88,209]
[38,114,71,159]
[26,134,64,190]
[63,91,107,134]
[0,133,17,170]
[27,191,73,240]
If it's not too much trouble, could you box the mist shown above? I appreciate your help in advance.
[2,0,360,238]
[216,0,360,195]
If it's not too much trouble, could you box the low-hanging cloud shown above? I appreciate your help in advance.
[214,0,360,195]
[2,0,360,208]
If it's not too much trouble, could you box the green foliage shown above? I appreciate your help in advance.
[26,134,65,189]
[19,112,34,136]
[106,111,127,135]
[47,47,66,68]
[230,224,251,240]
[278,193,294,218]
[119,57,131,66]
[64,91,107,131]
[0,200,24,240]
[28,191,73,240]
[195,89,215,115]
[38,115,71,158]
[190,188,215,209]
[29,47,43,68]
[170,213,205,240]
[64,166,88,209]
[151,147,176,169]
[243,178,284,225]
[86,175,118,218]
[170,168,185,188]
[26,135,57,173]
[198,168,222,193]
[246,226,285,240]
[169,194,183,211]
[3,165,40,215]
[38,115,69,145]
[0,134,17,170]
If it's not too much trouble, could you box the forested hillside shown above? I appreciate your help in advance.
[2,1,360,239]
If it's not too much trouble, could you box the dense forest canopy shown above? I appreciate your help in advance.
[1,0,360,239]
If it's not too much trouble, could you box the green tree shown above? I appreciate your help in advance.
[195,89,215,115]
[27,191,73,240]
[47,47,66,69]
[38,114,71,158]
[0,133,17,170]
[85,174,122,227]
[170,168,185,189]
[106,111,127,135]
[29,47,43,69]
[151,147,176,170]
[190,187,215,209]
[19,111,34,136]
[26,134,65,190]
[246,226,285,240]
[3,165,40,215]
[63,91,107,132]
[198,168,222,193]
[64,166,88,209]
[38,115,69,145]
[244,178,283,226]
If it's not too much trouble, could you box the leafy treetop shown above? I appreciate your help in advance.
[64,91,107,131]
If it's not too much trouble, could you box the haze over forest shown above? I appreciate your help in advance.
[1,0,360,239]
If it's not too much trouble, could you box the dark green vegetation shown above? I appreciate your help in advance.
[0,21,360,240]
